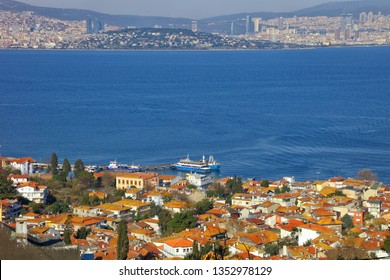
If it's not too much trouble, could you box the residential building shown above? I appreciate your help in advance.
[9,157,35,175]
[186,173,211,188]
[7,174,29,185]
[16,182,47,203]
[161,238,193,258]
[73,206,99,217]
[116,172,159,190]
[0,199,22,221]
[270,193,297,207]
[163,200,191,213]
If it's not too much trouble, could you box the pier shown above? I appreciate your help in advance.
[140,164,174,171]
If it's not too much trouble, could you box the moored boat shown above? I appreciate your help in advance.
[172,154,220,173]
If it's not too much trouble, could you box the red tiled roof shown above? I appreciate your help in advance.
[164,238,193,248]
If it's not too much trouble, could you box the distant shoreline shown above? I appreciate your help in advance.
[0,45,389,53]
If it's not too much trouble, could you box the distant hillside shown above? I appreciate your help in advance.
[1,0,389,29]
[293,0,390,18]
[0,0,191,28]
[204,0,390,21]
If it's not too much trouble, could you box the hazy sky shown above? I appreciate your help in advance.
[19,0,354,19]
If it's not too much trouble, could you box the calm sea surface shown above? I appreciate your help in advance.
[0,48,389,182]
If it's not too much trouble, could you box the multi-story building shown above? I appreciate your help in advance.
[16,182,47,204]
[116,172,159,190]
[7,174,29,185]
[9,157,35,175]
[186,173,211,188]
[0,199,22,221]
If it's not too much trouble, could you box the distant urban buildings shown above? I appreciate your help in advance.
[191,20,198,32]
[86,16,105,34]
[246,15,253,34]
[340,13,353,31]
[0,10,389,49]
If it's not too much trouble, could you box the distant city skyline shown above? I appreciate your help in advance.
[18,0,357,19]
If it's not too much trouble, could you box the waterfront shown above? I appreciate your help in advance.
[0,47,390,182]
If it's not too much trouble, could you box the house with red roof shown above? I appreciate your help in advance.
[9,157,35,175]
[160,238,194,258]
[16,182,47,204]
[7,174,29,185]
[296,224,335,246]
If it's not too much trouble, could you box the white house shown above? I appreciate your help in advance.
[296,224,335,246]
[7,174,29,186]
[186,173,211,188]
[16,182,47,204]
[161,238,194,258]
[145,190,165,206]
[9,158,35,175]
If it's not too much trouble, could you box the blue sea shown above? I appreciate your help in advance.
[0,47,389,183]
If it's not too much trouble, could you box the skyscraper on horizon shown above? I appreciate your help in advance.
[191,20,198,32]
[278,17,284,30]
[245,15,253,34]
[340,14,353,31]
[86,16,105,34]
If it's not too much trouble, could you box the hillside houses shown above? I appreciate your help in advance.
[1,155,390,260]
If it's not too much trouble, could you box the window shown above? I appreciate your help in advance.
[176,249,179,253]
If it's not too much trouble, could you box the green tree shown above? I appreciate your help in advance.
[382,236,390,252]
[187,184,197,190]
[62,158,71,177]
[185,240,201,260]
[63,215,73,244]
[73,159,85,178]
[0,168,17,199]
[30,202,44,214]
[195,199,213,215]
[341,214,354,230]
[91,196,101,206]
[102,172,115,191]
[80,195,90,206]
[261,180,270,187]
[274,188,281,194]
[225,193,233,205]
[281,186,291,193]
[117,220,129,260]
[264,243,279,256]
[46,201,69,214]
[226,176,243,194]
[50,152,59,175]
[213,240,228,260]
[206,190,217,198]
[76,227,90,239]
[148,202,162,218]
[63,230,71,245]
[158,209,172,234]
[166,211,197,234]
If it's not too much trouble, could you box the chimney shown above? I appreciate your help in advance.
[282,245,288,257]
[15,218,28,239]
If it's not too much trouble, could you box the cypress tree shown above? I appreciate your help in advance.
[74,159,85,178]
[50,152,59,175]
[62,158,71,177]
[64,230,71,245]
[117,220,129,260]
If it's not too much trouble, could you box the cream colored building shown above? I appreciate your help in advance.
[116,172,159,190]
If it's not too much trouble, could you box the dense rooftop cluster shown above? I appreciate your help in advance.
[1,155,390,260]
